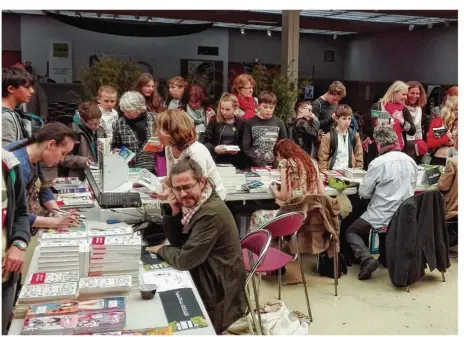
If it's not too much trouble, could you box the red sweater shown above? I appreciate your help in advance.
[427,117,451,149]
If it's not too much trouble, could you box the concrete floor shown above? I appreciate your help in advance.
[255,254,458,335]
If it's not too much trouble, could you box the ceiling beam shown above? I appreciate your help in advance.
[71,10,459,34]
[354,10,458,19]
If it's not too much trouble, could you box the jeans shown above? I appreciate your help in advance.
[346,218,373,263]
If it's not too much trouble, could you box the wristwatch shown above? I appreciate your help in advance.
[11,240,28,251]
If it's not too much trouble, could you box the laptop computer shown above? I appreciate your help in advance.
[85,167,142,208]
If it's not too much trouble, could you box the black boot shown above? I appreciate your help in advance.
[358,257,379,280]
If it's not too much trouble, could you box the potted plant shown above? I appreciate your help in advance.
[78,56,142,101]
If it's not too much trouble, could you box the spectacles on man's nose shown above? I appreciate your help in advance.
[172,182,199,194]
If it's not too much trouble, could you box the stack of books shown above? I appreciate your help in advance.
[340,168,366,181]
[55,191,95,209]
[15,282,79,318]
[216,164,246,194]
[88,234,141,290]
[38,239,89,278]
[21,314,79,335]
[78,275,132,300]
[51,177,82,191]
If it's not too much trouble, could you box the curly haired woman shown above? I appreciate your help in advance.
[249,139,325,232]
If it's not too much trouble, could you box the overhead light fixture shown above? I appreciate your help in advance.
[135,15,140,20]
[409,24,414,31]
[147,16,152,22]
[240,28,245,35]
[445,20,450,27]
[267,29,272,37]
[428,21,433,29]
[333,34,337,40]
[74,11,80,17]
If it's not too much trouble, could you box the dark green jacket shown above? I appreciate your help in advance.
[157,192,246,333]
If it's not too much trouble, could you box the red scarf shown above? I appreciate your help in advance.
[236,95,257,120]
[384,102,405,150]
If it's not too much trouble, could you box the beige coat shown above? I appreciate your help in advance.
[318,128,363,171]
[438,156,458,220]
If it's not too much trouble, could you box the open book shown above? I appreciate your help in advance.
[133,169,164,194]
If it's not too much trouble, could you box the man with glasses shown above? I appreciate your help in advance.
[288,100,320,156]
[146,157,246,334]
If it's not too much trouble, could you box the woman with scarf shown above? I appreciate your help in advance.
[370,81,416,151]
[112,91,156,173]
[232,74,259,120]
[132,73,163,114]
[184,85,215,143]
[60,102,107,180]
[146,157,246,334]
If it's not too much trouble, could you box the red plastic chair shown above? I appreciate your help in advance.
[241,229,272,335]
[260,211,313,322]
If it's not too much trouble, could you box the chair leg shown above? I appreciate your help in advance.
[251,273,263,333]
[441,271,446,282]
[296,244,313,322]
[278,236,282,300]
[333,241,338,297]
[244,286,262,335]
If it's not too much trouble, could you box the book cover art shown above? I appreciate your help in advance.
[22,314,78,334]
[78,297,126,313]
[119,146,136,163]
[159,288,208,332]
[28,271,80,285]
[79,275,132,291]
[90,235,141,247]
[76,311,126,333]
[41,231,88,240]
[26,301,79,318]
[121,327,172,335]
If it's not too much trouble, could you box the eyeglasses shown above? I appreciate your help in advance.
[241,87,253,91]
[172,182,198,194]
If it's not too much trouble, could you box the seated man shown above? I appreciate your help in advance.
[147,157,246,334]
[347,127,417,280]
[438,138,458,248]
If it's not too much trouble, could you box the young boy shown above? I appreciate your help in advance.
[165,76,187,110]
[2,67,35,145]
[288,100,320,157]
[96,85,119,139]
[318,104,363,171]
[242,91,287,167]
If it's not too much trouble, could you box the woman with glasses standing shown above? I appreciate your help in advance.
[151,109,225,201]
[232,74,259,120]
[112,91,156,173]
[60,102,107,180]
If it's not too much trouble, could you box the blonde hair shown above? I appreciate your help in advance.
[155,109,196,151]
[97,85,117,97]
[379,81,409,105]
[169,76,188,89]
[216,93,238,123]
[440,96,458,133]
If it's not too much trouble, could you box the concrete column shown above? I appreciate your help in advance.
[281,10,300,81]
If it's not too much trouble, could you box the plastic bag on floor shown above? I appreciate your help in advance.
[228,301,309,335]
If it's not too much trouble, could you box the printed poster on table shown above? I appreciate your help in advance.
[159,288,208,332]
[140,247,170,270]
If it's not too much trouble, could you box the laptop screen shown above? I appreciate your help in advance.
[84,167,100,200]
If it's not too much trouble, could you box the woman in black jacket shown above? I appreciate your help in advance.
[203,93,247,169]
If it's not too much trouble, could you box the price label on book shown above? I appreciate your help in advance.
[29,272,47,284]
[35,306,47,314]
[108,300,118,308]
[91,237,106,245]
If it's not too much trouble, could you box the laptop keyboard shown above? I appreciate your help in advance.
[102,193,141,207]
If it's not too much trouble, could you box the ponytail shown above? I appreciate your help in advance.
[8,122,76,152]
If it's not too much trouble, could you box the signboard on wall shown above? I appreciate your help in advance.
[48,40,73,83]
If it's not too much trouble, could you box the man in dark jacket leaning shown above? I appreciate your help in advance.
[147,157,246,333]
[2,149,31,334]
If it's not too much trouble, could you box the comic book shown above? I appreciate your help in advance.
[121,326,172,335]
[75,311,126,334]
[21,314,78,335]
[78,297,126,313]
[26,301,79,318]
[27,271,80,285]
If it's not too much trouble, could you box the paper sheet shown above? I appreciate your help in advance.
[142,269,193,292]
